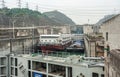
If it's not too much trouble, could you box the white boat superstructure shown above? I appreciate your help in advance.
[39,34,72,45]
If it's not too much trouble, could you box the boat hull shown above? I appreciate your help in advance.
[39,41,72,53]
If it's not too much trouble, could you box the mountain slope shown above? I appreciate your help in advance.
[43,10,76,25]
[96,14,116,26]
[0,8,62,28]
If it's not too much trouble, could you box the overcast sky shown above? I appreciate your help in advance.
[2,0,120,24]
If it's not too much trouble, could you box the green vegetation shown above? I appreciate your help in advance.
[44,10,75,25]
[0,8,42,17]
[0,8,61,27]
[0,8,75,28]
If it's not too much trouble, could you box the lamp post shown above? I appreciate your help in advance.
[11,16,20,38]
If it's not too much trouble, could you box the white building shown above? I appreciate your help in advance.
[0,52,105,77]
[7,54,104,77]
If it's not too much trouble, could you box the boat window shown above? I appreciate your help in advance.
[41,36,59,38]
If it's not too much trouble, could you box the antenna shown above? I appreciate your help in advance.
[114,8,116,14]
[1,0,5,8]
[18,0,21,8]
[88,19,90,24]
[26,2,29,9]
[36,5,38,11]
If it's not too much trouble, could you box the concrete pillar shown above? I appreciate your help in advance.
[66,66,68,77]
[46,63,48,77]
[51,28,53,34]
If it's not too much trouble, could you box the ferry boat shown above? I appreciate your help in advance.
[39,34,72,53]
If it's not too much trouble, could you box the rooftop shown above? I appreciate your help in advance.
[12,54,104,67]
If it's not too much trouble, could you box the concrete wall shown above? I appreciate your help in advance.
[105,49,120,77]
[90,42,96,57]
[72,66,104,77]
[10,56,29,77]
[84,37,96,57]
[99,15,120,50]
[17,57,28,77]
[60,26,71,34]
[37,26,71,35]
[84,37,90,56]
[83,25,93,34]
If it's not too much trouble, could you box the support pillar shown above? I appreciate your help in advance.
[66,66,68,77]
[46,63,48,77]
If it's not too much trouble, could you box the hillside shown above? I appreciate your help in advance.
[44,10,76,26]
[96,14,116,26]
[0,8,62,28]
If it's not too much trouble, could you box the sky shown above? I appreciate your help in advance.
[1,0,120,24]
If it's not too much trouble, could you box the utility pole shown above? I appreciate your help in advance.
[12,20,16,38]
[32,24,35,53]
[1,0,5,8]
[36,5,38,11]
[26,2,29,9]
[18,0,21,8]
[11,16,19,38]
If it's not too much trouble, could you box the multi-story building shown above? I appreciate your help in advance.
[105,49,120,77]
[95,14,120,77]
[0,53,105,77]
[98,14,120,50]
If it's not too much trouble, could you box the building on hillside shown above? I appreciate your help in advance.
[105,49,120,77]
[97,14,120,50]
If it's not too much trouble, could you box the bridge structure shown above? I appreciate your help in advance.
[0,25,71,38]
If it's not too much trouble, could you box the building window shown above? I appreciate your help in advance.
[92,72,99,77]
[103,67,104,71]
[28,60,31,69]
[99,26,101,29]
[15,68,18,76]
[101,74,104,77]
[15,58,18,66]
[106,32,108,41]
[28,71,31,77]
